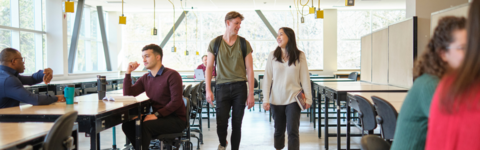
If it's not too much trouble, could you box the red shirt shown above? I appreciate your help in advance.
[194,64,216,78]
[123,66,186,122]
[426,75,480,150]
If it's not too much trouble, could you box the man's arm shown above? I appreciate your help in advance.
[205,52,216,106]
[5,76,58,105]
[156,72,184,117]
[17,70,44,86]
[124,61,145,96]
[123,74,145,96]
[245,53,255,109]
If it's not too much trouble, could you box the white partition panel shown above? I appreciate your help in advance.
[360,34,372,82]
[371,28,389,84]
[431,3,469,34]
[389,18,416,88]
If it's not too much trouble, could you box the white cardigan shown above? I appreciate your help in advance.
[262,51,312,105]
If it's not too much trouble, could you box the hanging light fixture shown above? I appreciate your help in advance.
[119,0,126,24]
[345,0,355,6]
[152,0,157,35]
[192,7,199,56]
[65,0,74,13]
[309,0,315,14]
[315,0,323,19]
[168,0,176,52]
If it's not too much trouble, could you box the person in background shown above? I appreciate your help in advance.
[0,48,65,108]
[194,55,216,79]
[426,1,480,149]
[122,44,186,150]
[262,27,312,150]
[390,16,467,150]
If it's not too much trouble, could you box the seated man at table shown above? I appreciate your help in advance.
[0,48,65,108]
[122,44,186,150]
[194,55,216,79]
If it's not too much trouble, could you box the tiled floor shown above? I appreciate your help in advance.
[77,104,369,150]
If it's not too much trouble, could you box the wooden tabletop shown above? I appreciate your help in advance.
[316,82,408,92]
[311,78,357,82]
[347,92,408,111]
[0,122,54,149]
[0,90,149,115]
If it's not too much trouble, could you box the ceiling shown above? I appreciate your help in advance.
[83,0,406,12]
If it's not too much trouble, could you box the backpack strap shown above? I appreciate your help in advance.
[239,36,247,69]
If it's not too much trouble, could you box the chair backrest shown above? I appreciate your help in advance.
[254,78,259,88]
[189,84,200,111]
[360,135,391,150]
[183,97,191,129]
[183,84,193,98]
[195,81,205,111]
[372,96,398,140]
[354,95,377,132]
[349,72,359,80]
[43,111,78,150]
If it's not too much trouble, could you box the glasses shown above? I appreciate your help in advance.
[447,45,466,51]
[11,57,25,62]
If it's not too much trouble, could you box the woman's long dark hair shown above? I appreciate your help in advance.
[273,27,301,66]
[441,0,480,113]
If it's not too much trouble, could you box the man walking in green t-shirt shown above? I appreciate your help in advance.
[205,11,255,150]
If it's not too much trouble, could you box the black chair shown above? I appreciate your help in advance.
[154,97,193,150]
[183,84,193,98]
[43,111,78,150]
[348,72,359,81]
[371,96,398,141]
[250,78,263,112]
[354,95,377,135]
[360,135,391,150]
[189,84,203,147]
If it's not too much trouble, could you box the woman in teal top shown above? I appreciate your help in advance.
[391,16,467,150]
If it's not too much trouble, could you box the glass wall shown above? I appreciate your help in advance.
[120,10,324,70]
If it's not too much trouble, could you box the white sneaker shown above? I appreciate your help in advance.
[217,141,228,150]
[217,145,226,150]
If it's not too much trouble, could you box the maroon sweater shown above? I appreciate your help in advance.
[123,66,186,122]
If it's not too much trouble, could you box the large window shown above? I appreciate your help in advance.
[120,10,324,71]
[337,10,405,69]
[67,5,107,73]
[0,0,45,74]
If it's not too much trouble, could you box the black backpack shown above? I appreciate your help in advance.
[213,35,247,71]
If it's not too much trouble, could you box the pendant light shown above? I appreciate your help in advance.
[65,0,74,13]
[152,0,157,35]
[119,0,126,24]
[168,0,176,52]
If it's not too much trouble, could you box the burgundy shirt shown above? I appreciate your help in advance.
[194,64,216,78]
[123,66,186,122]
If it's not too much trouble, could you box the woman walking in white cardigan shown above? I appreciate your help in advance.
[262,27,312,150]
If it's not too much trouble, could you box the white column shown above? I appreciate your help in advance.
[35,0,43,70]
[46,0,66,75]
[323,9,337,75]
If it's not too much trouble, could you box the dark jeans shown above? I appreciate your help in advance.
[215,81,247,150]
[271,102,301,150]
[122,114,186,150]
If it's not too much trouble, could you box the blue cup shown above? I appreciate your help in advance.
[64,84,75,104]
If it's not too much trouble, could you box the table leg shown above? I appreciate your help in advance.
[90,130,99,150]
[347,98,351,150]
[72,130,78,150]
[324,95,329,149]
[336,98,341,150]
[135,112,142,150]
[207,103,211,128]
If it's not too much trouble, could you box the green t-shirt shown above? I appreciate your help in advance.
[207,36,253,84]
